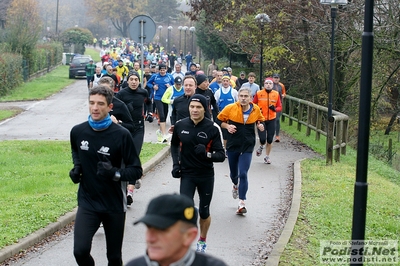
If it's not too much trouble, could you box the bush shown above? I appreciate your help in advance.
[0,53,23,96]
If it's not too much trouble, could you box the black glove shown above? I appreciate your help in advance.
[97,155,118,180]
[69,165,82,184]
[269,105,276,112]
[194,144,206,158]
[171,164,181,178]
[145,112,154,123]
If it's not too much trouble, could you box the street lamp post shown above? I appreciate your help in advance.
[320,0,348,119]
[167,26,173,52]
[178,26,182,52]
[182,26,188,55]
[255,13,271,86]
[158,25,163,47]
[189,26,195,56]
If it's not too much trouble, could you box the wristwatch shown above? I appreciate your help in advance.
[207,152,212,159]
[113,171,121,181]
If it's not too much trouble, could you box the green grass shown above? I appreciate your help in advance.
[0,140,166,248]
[278,119,400,265]
[84,47,101,63]
[0,65,75,102]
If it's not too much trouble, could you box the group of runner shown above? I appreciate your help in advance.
[70,45,287,264]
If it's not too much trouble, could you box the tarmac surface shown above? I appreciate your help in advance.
[0,78,317,265]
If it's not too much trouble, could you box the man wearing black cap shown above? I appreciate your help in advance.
[186,62,198,76]
[195,74,219,121]
[161,76,185,125]
[171,94,225,253]
[125,194,227,265]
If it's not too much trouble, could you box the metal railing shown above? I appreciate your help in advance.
[282,95,349,164]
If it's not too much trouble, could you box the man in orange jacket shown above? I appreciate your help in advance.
[252,77,282,164]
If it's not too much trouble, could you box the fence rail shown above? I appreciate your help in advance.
[282,95,349,164]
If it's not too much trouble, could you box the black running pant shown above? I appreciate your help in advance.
[73,207,126,266]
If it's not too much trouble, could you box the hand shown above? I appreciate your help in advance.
[171,164,181,178]
[145,113,154,123]
[97,155,117,180]
[168,125,174,134]
[269,105,276,112]
[69,165,82,184]
[194,144,206,157]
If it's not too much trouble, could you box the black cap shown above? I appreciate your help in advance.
[127,71,140,81]
[195,74,208,86]
[174,76,183,84]
[272,73,280,78]
[221,67,229,72]
[134,194,198,229]
[189,94,208,112]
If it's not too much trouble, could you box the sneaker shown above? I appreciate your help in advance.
[256,145,263,157]
[156,129,163,142]
[275,136,280,142]
[236,200,247,214]
[196,241,207,253]
[127,194,133,206]
[232,185,238,199]
[263,156,271,164]
[134,179,142,189]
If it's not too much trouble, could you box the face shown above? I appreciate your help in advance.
[264,81,274,90]
[216,72,223,82]
[189,101,205,122]
[175,65,181,72]
[159,68,167,75]
[248,76,255,83]
[145,222,195,265]
[134,62,140,70]
[190,65,196,71]
[95,67,101,74]
[106,66,113,74]
[238,90,251,107]
[183,78,196,96]
[89,94,112,121]
[273,76,280,83]
[128,75,140,90]
[198,79,209,90]
[144,67,150,75]
[175,83,182,89]
[222,78,230,88]
[240,74,245,79]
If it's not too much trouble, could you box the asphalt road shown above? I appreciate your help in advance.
[0,79,317,265]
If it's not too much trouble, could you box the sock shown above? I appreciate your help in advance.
[128,189,133,195]
[199,237,206,242]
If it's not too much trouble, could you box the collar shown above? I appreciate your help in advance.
[143,249,195,266]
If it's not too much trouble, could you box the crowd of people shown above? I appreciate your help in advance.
[73,40,286,265]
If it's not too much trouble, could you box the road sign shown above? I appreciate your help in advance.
[128,15,156,43]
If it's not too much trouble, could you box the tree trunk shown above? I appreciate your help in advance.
[384,111,400,135]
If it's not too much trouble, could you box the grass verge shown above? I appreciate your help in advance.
[0,140,166,249]
[278,119,400,265]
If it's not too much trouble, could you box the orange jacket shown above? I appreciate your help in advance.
[253,89,282,121]
[217,101,265,153]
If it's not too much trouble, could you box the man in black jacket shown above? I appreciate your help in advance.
[171,94,225,253]
[69,85,142,266]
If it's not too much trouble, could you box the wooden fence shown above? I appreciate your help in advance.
[282,95,349,164]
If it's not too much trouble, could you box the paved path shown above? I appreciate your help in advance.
[0,79,316,265]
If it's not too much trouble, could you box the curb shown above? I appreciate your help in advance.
[266,159,303,266]
[0,145,171,264]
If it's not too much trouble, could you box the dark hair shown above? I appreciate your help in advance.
[89,85,114,105]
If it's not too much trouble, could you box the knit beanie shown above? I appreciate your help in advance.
[127,71,140,81]
[189,94,208,112]
[195,74,207,86]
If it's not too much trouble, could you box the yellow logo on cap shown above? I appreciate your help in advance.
[184,207,194,220]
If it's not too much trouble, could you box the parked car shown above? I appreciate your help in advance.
[69,56,93,79]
